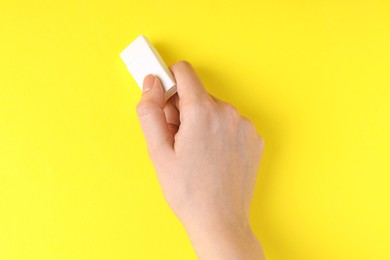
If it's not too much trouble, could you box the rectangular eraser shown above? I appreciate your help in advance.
[120,35,177,101]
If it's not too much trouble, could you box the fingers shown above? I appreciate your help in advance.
[163,95,180,135]
[169,61,211,106]
[137,61,211,157]
[136,74,174,159]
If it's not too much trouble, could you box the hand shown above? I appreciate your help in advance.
[136,61,265,259]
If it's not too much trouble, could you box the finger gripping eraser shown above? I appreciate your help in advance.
[120,35,177,101]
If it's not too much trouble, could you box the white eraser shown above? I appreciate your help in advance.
[120,35,177,101]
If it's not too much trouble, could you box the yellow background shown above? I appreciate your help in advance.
[1,0,389,259]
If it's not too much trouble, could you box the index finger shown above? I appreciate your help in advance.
[169,61,210,105]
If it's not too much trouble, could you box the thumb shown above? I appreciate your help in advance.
[136,74,173,159]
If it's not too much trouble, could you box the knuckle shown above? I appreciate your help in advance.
[245,118,255,128]
[226,104,238,115]
[188,101,215,121]
[225,104,239,119]
[201,97,216,112]
[242,116,254,128]
[241,117,260,136]
[258,134,265,149]
[241,118,264,151]
[183,102,218,131]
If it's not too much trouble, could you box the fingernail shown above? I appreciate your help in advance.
[143,74,155,93]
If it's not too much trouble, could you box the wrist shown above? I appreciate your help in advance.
[180,214,264,260]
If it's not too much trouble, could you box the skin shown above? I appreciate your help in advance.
[136,61,265,260]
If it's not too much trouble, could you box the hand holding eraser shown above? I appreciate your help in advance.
[120,35,177,101]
